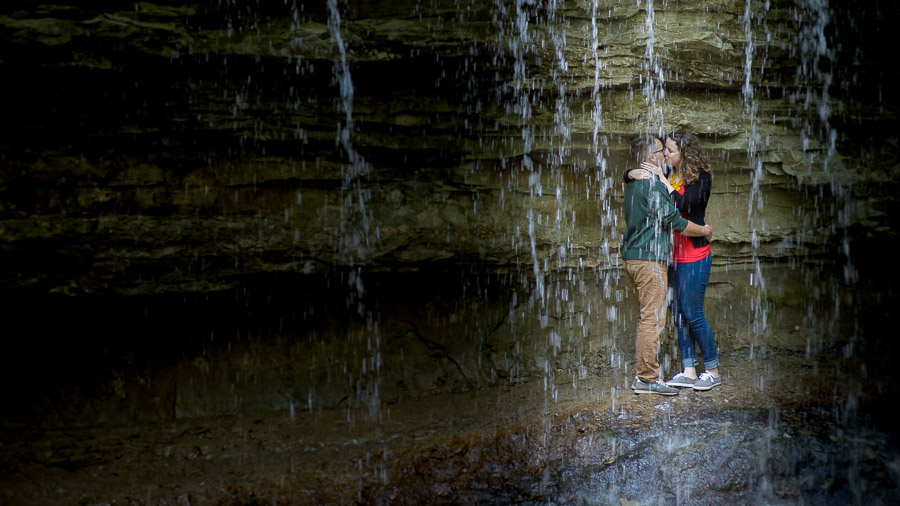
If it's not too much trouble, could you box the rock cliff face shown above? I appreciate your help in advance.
[1,0,896,425]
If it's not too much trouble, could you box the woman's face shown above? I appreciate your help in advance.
[664,138,682,170]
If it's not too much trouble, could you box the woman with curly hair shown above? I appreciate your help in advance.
[626,130,721,391]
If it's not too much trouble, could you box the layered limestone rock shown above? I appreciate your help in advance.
[2,0,893,294]
[1,0,896,423]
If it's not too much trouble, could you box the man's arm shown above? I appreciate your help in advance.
[682,221,712,241]
[658,185,712,241]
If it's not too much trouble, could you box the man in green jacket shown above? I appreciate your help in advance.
[623,135,712,395]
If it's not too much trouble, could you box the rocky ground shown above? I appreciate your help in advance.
[2,345,897,506]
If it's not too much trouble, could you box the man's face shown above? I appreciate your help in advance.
[651,139,665,165]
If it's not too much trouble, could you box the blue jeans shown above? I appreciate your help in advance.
[668,254,719,370]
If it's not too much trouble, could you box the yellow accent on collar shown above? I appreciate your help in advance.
[669,174,684,192]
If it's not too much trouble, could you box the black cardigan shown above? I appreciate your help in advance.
[671,171,711,248]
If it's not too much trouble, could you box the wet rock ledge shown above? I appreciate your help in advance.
[1,349,898,505]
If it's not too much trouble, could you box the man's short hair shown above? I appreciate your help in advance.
[630,135,659,164]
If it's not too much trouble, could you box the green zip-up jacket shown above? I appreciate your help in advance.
[622,177,688,262]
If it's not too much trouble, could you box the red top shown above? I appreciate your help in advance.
[673,231,711,262]
[671,183,711,263]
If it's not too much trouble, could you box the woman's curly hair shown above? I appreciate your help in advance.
[667,130,711,185]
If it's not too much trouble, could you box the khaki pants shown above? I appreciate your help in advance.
[624,259,668,383]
